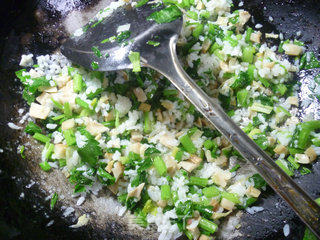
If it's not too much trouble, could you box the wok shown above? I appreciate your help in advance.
[0,0,319,239]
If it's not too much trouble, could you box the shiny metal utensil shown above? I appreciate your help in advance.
[61,3,320,238]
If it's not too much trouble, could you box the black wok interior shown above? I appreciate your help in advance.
[0,0,319,239]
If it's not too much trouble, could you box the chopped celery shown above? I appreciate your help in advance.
[180,134,197,154]
[153,156,167,176]
[143,111,152,134]
[221,191,241,204]
[251,102,273,114]
[192,23,204,39]
[161,184,171,200]
[242,46,255,63]
[33,133,50,143]
[202,186,220,198]
[198,218,218,234]
[275,159,294,176]
[245,27,253,43]
[39,161,51,171]
[64,102,72,118]
[287,155,300,170]
[73,73,83,93]
[75,97,90,110]
[63,129,76,146]
[189,176,208,187]
[237,89,249,107]
[203,139,214,150]
[128,51,141,72]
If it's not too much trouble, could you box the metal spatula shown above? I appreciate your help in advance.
[61,3,320,237]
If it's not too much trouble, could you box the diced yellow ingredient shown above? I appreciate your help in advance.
[274,144,289,155]
[69,214,89,228]
[265,33,279,39]
[54,144,67,159]
[196,0,204,10]
[216,16,228,26]
[85,118,107,136]
[133,87,147,102]
[112,162,124,181]
[212,171,231,187]
[55,75,71,88]
[238,11,251,26]
[250,31,262,43]
[108,182,119,194]
[127,183,145,200]
[214,155,228,167]
[161,100,174,110]
[305,147,317,162]
[61,118,75,131]
[287,96,299,106]
[178,161,199,173]
[38,86,57,93]
[130,142,141,154]
[131,131,143,142]
[36,92,52,106]
[246,186,261,198]
[164,155,178,176]
[283,43,303,56]
[295,153,311,164]
[139,103,151,112]
[105,160,114,173]
[29,102,51,119]
[199,234,212,240]
[201,38,211,54]
[220,198,235,211]
[157,200,167,208]
[212,210,232,220]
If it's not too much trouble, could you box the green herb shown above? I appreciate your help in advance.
[50,192,58,210]
[97,166,116,185]
[230,71,252,91]
[180,134,197,154]
[20,145,26,159]
[25,121,42,135]
[135,212,148,228]
[153,155,167,176]
[147,5,182,24]
[300,52,320,70]
[39,161,51,171]
[128,51,141,72]
[136,0,149,7]
[116,30,131,43]
[147,40,160,47]
[92,46,102,58]
[19,76,51,104]
[77,128,102,166]
[249,174,267,189]
[237,89,249,107]
[144,147,161,156]
[230,164,240,172]
[91,61,99,70]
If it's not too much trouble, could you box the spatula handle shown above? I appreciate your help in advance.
[147,35,320,238]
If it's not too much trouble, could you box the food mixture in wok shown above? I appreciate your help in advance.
[14,0,320,239]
